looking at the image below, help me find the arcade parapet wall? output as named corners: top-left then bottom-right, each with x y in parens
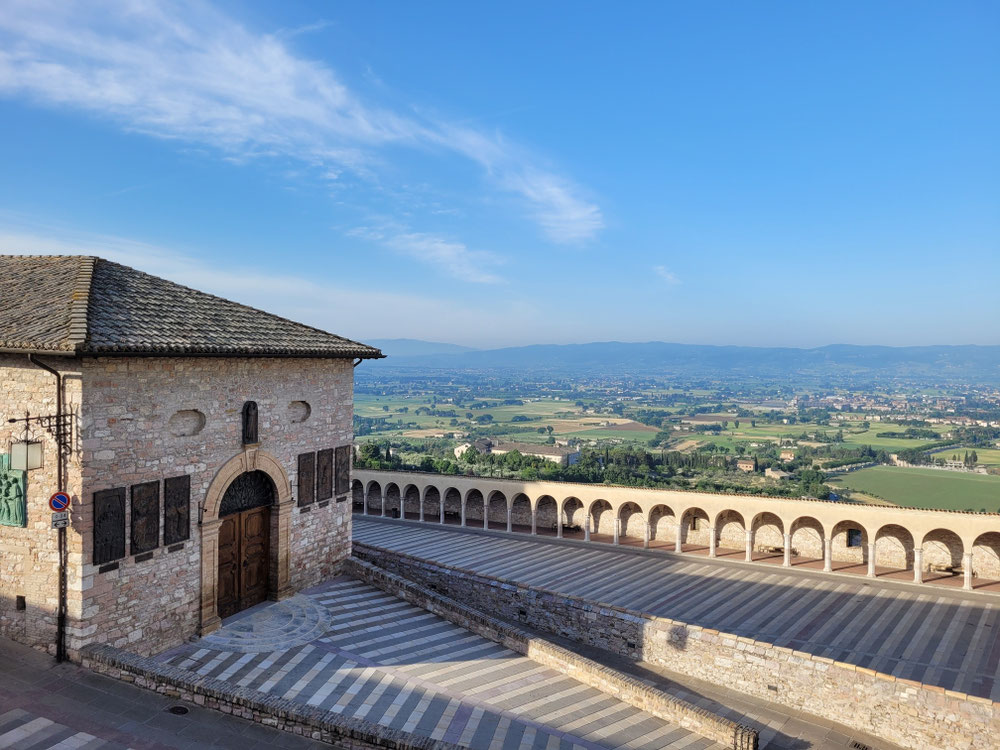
top-left (355, 469), bottom-right (1000, 585)
top-left (354, 540), bottom-right (997, 750)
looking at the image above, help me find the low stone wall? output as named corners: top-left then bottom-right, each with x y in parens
top-left (354, 542), bottom-right (998, 750)
top-left (81, 644), bottom-right (463, 750)
top-left (344, 557), bottom-right (757, 750)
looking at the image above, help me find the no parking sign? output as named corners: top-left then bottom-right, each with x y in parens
top-left (49, 492), bottom-right (71, 512)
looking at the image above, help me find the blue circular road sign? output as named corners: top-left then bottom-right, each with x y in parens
top-left (49, 492), bottom-right (71, 512)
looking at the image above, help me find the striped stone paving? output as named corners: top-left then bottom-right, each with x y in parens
top-left (0, 709), bottom-right (127, 750)
top-left (354, 517), bottom-right (1000, 701)
top-left (157, 578), bottom-right (726, 750)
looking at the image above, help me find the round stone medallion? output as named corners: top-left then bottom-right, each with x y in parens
top-left (201, 594), bottom-right (331, 653)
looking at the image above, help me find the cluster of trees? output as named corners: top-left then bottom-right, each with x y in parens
top-left (356, 439), bottom-right (833, 499)
top-left (413, 407), bottom-right (458, 417)
top-left (946, 450), bottom-right (979, 465)
top-left (894, 441), bottom-right (956, 465)
top-left (875, 427), bottom-right (940, 440)
top-left (353, 415), bottom-right (416, 436)
top-left (954, 426), bottom-right (1000, 447)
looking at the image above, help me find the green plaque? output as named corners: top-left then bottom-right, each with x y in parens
top-left (0, 454), bottom-right (27, 527)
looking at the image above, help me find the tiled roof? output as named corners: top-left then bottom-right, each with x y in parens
top-left (0, 255), bottom-right (383, 359)
top-left (491, 441), bottom-right (580, 456)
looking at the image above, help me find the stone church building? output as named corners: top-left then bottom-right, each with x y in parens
top-left (0, 255), bottom-right (382, 659)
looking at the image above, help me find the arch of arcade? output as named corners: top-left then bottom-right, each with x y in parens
top-left (354, 468), bottom-right (1000, 590)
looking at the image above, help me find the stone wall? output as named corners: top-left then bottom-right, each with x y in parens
top-left (74, 356), bottom-right (354, 656)
top-left (345, 557), bottom-right (758, 750)
top-left (0, 354), bottom-right (83, 654)
top-left (355, 541), bottom-right (998, 750)
top-left (81, 644), bottom-right (461, 750)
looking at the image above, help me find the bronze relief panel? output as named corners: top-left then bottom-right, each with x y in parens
top-left (335, 445), bottom-right (351, 496)
top-left (317, 448), bottom-right (333, 501)
top-left (297, 452), bottom-right (315, 507)
top-left (131, 481), bottom-right (160, 555)
top-left (93, 487), bottom-right (126, 565)
top-left (164, 474), bottom-right (191, 546)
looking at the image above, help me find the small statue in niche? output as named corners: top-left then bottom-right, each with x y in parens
top-left (0, 454), bottom-right (27, 528)
top-left (242, 401), bottom-right (259, 445)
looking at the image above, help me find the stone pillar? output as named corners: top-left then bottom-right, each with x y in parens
top-left (674, 523), bottom-right (683, 554)
top-left (557, 513), bottom-right (563, 539)
top-left (439, 501), bottom-right (445, 525)
top-left (584, 514), bottom-right (592, 542)
top-left (363, 490), bottom-right (368, 515)
top-left (531, 511), bottom-right (537, 536)
top-left (613, 517), bottom-right (620, 545)
top-left (419, 499), bottom-right (424, 523)
top-left (823, 537), bottom-right (833, 573)
top-left (643, 521), bottom-right (650, 549)
top-left (964, 552), bottom-right (974, 591)
top-left (381, 494), bottom-right (386, 517)
top-left (913, 548), bottom-right (923, 584)
top-left (483, 498), bottom-right (488, 529)
top-left (506, 505), bottom-right (512, 533)
top-left (745, 530), bottom-right (753, 562)
top-left (461, 501), bottom-right (466, 527)
top-left (867, 543), bottom-right (877, 577)
top-left (709, 526), bottom-right (717, 558)
top-left (783, 533), bottom-right (792, 567)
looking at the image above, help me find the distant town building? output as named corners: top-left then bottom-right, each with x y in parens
top-left (736, 457), bottom-right (758, 473)
top-left (765, 468), bottom-right (791, 480)
top-left (490, 441), bottom-right (581, 466)
top-left (780, 449), bottom-right (796, 461)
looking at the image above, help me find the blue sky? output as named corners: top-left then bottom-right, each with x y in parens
top-left (0, 1), bottom-right (997, 348)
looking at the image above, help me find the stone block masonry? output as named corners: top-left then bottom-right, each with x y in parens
top-left (81, 643), bottom-right (464, 750)
top-left (353, 541), bottom-right (998, 750)
top-left (1, 352), bottom-right (356, 658)
top-left (344, 556), bottom-right (759, 750)
top-left (78, 356), bottom-right (355, 656)
top-left (0, 355), bottom-right (83, 653)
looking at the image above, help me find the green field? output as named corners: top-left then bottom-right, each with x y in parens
top-left (670, 421), bottom-right (945, 454)
top-left (827, 465), bottom-right (1000, 512)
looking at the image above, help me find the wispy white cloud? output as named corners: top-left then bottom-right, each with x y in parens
top-left (0, 0), bottom-right (603, 247)
top-left (348, 225), bottom-right (503, 284)
top-left (653, 265), bottom-right (680, 284)
top-left (0, 225), bottom-right (525, 342)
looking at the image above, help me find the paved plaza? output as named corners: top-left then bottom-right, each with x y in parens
top-left (0, 638), bottom-right (330, 750)
top-left (354, 517), bottom-right (1000, 701)
top-left (156, 577), bottom-right (727, 750)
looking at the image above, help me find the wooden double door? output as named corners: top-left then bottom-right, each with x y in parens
top-left (217, 506), bottom-right (270, 619)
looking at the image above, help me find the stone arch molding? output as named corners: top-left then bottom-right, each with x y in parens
top-left (199, 448), bottom-right (295, 635)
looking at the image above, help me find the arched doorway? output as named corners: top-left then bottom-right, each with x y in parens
top-left (217, 470), bottom-right (275, 618)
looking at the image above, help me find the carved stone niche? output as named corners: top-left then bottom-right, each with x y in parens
top-left (168, 409), bottom-right (206, 437)
top-left (242, 401), bottom-right (259, 445)
top-left (288, 401), bottom-right (311, 424)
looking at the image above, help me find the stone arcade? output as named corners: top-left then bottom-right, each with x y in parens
top-left (0, 255), bottom-right (382, 658)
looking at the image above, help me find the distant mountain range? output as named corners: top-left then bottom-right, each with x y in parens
top-left (365, 338), bottom-right (479, 357)
top-left (362, 340), bottom-right (1000, 383)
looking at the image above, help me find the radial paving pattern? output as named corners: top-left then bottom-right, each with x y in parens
top-left (200, 594), bottom-right (333, 653)
top-left (354, 517), bottom-right (1000, 701)
top-left (158, 577), bottom-right (726, 750)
